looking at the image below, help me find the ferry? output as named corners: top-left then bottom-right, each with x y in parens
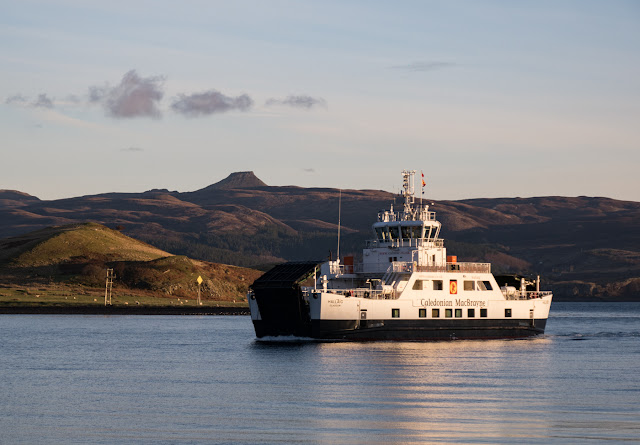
top-left (248, 170), bottom-right (552, 340)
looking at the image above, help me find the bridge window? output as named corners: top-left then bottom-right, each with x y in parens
top-left (419, 308), bottom-right (426, 318)
top-left (392, 308), bottom-right (400, 318)
top-left (477, 280), bottom-right (493, 291)
top-left (424, 226), bottom-right (432, 240)
top-left (401, 226), bottom-right (411, 239)
top-left (432, 308), bottom-right (440, 318)
top-left (464, 281), bottom-right (475, 291)
top-left (433, 280), bottom-right (443, 290)
top-left (375, 227), bottom-right (385, 241)
top-left (389, 226), bottom-right (399, 240)
top-left (412, 280), bottom-right (424, 290)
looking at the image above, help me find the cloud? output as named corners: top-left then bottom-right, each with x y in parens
top-left (89, 70), bottom-right (165, 119)
top-left (32, 94), bottom-right (54, 109)
top-left (265, 95), bottom-right (327, 109)
top-left (5, 94), bottom-right (28, 105)
top-left (65, 94), bottom-right (82, 104)
top-left (391, 61), bottom-right (456, 72)
top-left (121, 147), bottom-right (144, 152)
top-left (171, 90), bottom-right (253, 117)
top-left (4, 93), bottom-right (54, 108)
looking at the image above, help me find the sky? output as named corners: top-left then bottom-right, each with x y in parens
top-left (1, 0), bottom-right (639, 202)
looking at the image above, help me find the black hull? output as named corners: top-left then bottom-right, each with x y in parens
top-left (253, 318), bottom-right (547, 341)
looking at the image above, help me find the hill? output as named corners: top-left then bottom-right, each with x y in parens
top-left (0, 223), bottom-right (262, 301)
top-left (1, 172), bottom-right (639, 300)
top-left (0, 222), bottom-right (170, 267)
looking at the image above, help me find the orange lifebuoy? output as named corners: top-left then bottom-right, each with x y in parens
top-left (450, 280), bottom-right (457, 294)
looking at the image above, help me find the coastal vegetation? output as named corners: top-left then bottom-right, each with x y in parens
top-left (0, 223), bottom-right (262, 312)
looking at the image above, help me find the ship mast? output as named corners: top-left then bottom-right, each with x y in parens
top-left (401, 169), bottom-right (416, 220)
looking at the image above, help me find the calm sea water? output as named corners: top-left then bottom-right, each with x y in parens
top-left (1, 303), bottom-right (639, 444)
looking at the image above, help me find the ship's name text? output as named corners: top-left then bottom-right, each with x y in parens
top-left (422, 299), bottom-right (487, 307)
top-left (455, 299), bottom-right (486, 307)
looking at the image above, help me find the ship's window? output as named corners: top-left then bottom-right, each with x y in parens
top-left (432, 308), bottom-right (440, 318)
top-left (389, 226), bottom-right (399, 240)
top-left (505, 309), bottom-right (512, 318)
top-left (468, 308), bottom-right (475, 317)
top-left (479, 280), bottom-right (493, 291)
top-left (419, 308), bottom-right (426, 318)
top-left (392, 308), bottom-right (400, 318)
top-left (411, 226), bottom-right (422, 239)
top-left (480, 308), bottom-right (488, 317)
top-left (375, 227), bottom-right (385, 241)
top-left (445, 309), bottom-right (453, 318)
top-left (401, 226), bottom-right (411, 239)
top-left (412, 280), bottom-right (424, 290)
top-left (464, 280), bottom-right (475, 291)
top-left (433, 280), bottom-right (443, 290)
top-left (424, 226), bottom-right (432, 240)
top-left (455, 309), bottom-right (462, 318)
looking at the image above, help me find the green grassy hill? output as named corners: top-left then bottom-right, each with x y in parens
top-left (0, 222), bottom-right (170, 266)
top-left (0, 223), bottom-right (262, 303)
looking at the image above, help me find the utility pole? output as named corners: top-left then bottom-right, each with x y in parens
top-left (105, 268), bottom-right (114, 306)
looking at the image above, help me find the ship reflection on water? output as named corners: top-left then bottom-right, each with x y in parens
top-left (252, 339), bottom-right (557, 443)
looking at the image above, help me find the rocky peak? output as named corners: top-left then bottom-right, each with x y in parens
top-left (206, 171), bottom-right (268, 190)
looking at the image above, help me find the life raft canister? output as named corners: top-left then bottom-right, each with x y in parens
top-left (450, 280), bottom-right (458, 294)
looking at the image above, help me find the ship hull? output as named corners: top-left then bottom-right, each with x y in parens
top-left (252, 318), bottom-right (546, 340)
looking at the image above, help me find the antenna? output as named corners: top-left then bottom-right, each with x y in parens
top-left (336, 189), bottom-right (342, 260)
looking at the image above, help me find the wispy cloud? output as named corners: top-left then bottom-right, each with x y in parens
top-left (265, 95), bottom-right (327, 110)
top-left (89, 70), bottom-right (165, 119)
top-left (121, 147), bottom-right (144, 152)
top-left (171, 90), bottom-right (253, 117)
top-left (5, 94), bottom-right (28, 105)
top-left (391, 61), bottom-right (456, 72)
top-left (32, 94), bottom-right (54, 109)
top-left (5, 93), bottom-right (55, 108)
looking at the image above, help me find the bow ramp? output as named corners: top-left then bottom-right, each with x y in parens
top-left (249, 261), bottom-right (322, 338)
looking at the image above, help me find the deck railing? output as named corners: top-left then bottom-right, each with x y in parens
top-left (304, 288), bottom-right (396, 300)
top-left (365, 239), bottom-right (444, 248)
top-left (416, 262), bottom-right (491, 273)
top-left (502, 290), bottom-right (553, 300)
top-left (331, 261), bottom-right (491, 275)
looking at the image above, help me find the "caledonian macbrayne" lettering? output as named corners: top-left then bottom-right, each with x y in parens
top-left (422, 299), bottom-right (487, 307)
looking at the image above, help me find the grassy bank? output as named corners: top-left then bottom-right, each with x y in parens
top-left (0, 285), bottom-right (249, 314)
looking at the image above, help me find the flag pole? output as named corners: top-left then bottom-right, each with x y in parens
top-left (421, 171), bottom-right (425, 213)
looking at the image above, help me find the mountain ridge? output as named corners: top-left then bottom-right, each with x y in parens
top-left (1, 172), bottom-right (639, 300)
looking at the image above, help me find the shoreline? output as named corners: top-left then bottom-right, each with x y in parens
top-left (0, 305), bottom-right (250, 315)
